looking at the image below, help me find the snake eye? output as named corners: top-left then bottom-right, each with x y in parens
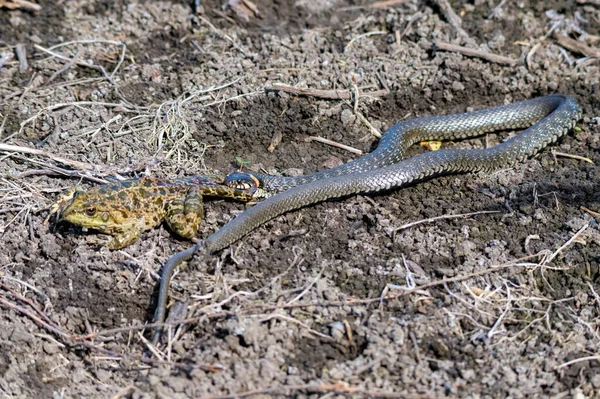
top-left (85, 206), bottom-right (97, 217)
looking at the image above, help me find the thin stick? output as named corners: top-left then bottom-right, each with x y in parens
top-left (302, 136), bottom-right (363, 155)
top-left (47, 39), bottom-right (124, 50)
top-left (0, 297), bottom-right (71, 338)
top-left (0, 0), bottom-right (41, 11)
top-left (370, 0), bottom-right (408, 7)
top-left (110, 42), bottom-right (127, 80)
top-left (556, 355), bottom-right (600, 369)
top-left (44, 46), bottom-right (84, 86)
top-left (432, 0), bottom-right (469, 38)
top-left (552, 151), bottom-right (594, 164)
top-left (33, 44), bottom-right (105, 74)
top-left (345, 31), bottom-right (388, 51)
top-left (588, 281), bottom-right (600, 307)
top-left (580, 206), bottom-right (600, 217)
top-left (542, 223), bottom-right (588, 265)
top-left (286, 266), bottom-right (325, 306)
top-left (525, 42), bottom-right (542, 69)
top-left (554, 34), bottom-right (600, 58)
top-left (343, 99), bottom-right (382, 138)
top-left (0, 143), bottom-right (98, 172)
top-left (434, 41), bottom-right (518, 66)
top-left (198, 382), bottom-right (435, 399)
top-left (15, 43), bottom-right (27, 73)
top-left (393, 210), bottom-right (500, 232)
top-left (196, 15), bottom-right (246, 55)
top-left (258, 314), bottom-right (333, 341)
top-left (268, 83), bottom-right (388, 100)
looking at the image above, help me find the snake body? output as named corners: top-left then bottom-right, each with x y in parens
top-left (240, 95), bottom-right (580, 194)
top-left (152, 94), bottom-right (581, 343)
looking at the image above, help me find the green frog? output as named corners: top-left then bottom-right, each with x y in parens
top-left (48, 175), bottom-right (257, 249)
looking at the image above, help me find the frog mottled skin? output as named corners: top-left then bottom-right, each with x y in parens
top-left (50, 176), bottom-right (256, 249)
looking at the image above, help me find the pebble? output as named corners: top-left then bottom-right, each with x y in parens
top-left (214, 121), bottom-right (228, 133)
top-left (340, 109), bottom-right (356, 126)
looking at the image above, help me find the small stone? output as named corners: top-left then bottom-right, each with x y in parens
top-left (340, 109), bottom-right (356, 126)
top-left (328, 321), bottom-right (345, 340)
top-left (242, 59), bottom-right (255, 68)
top-left (388, 326), bottom-right (405, 345)
top-left (322, 156), bottom-right (343, 169)
top-left (452, 81), bottom-right (465, 91)
top-left (43, 342), bottom-right (59, 355)
top-left (148, 375), bottom-right (161, 386)
top-left (95, 368), bottom-right (111, 382)
top-left (214, 121), bottom-right (227, 134)
top-left (282, 168), bottom-right (304, 177)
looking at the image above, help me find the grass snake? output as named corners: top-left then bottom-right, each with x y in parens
top-left (151, 94), bottom-right (581, 344)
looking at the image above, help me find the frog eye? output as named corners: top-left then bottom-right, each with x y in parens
top-left (85, 206), bottom-right (97, 217)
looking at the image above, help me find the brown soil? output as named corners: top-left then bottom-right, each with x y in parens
top-left (1, 0), bottom-right (600, 398)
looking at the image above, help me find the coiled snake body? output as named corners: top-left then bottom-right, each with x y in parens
top-left (152, 94), bottom-right (581, 343)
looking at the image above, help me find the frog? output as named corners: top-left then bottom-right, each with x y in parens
top-left (48, 175), bottom-right (257, 249)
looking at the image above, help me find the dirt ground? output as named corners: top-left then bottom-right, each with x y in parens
top-left (1, 0), bottom-right (600, 398)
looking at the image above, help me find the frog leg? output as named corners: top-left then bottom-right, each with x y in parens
top-left (165, 187), bottom-right (203, 239)
top-left (108, 229), bottom-right (142, 250)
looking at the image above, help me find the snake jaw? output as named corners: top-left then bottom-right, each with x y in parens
top-left (223, 171), bottom-right (262, 191)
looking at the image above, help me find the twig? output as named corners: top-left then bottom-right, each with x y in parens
top-left (198, 382), bottom-right (435, 399)
top-left (542, 223), bottom-right (589, 265)
top-left (431, 0), bottom-right (469, 39)
top-left (486, 283), bottom-right (511, 339)
top-left (554, 34), bottom-right (600, 58)
top-left (343, 100), bottom-right (382, 138)
top-left (267, 83), bottom-right (389, 100)
top-left (489, 0), bottom-right (508, 18)
top-left (286, 265), bottom-right (325, 305)
top-left (588, 282), bottom-right (600, 308)
top-left (552, 150), bottom-right (594, 164)
top-left (580, 206), bottom-right (600, 217)
top-left (556, 355), bottom-right (600, 369)
top-left (34, 44), bottom-right (106, 75)
top-left (0, 296), bottom-right (71, 338)
top-left (433, 41), bottom-right (518, 66)
top-left (525, 42), bottom-right (542, 69)
top-left (370, 0), bottom-right (408, 8)
top-left (258, 314), bottom-right (333, 340)
top-left (0, 143), bottom-right (99, 172)
top-left (44, 46), bottom-right (84, 86)
top-left (0, 0), bottom-right (41, 11)
top-left (9, 100), bottom-right (136, 142)
top-left (393, 210), bottom-right (500, 232)
top-left (15, 43), bottom-right (27, 73)
top-left (301, 136), bottom-right (363, 155)
top-left (345, 31), bottom-right (388, 51)
top-left (196, 15), bottom-right (246, 55)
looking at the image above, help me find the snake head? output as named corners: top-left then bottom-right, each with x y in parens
top-left (223, 172), bottom-right (261, 191)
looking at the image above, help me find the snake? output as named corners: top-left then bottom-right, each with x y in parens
top-left (151, 94), bottom-right (581, 344)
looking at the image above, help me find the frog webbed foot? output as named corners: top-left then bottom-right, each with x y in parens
top-left (108, 229), bottom-right (142, 249)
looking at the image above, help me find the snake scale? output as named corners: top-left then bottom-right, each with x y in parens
top-left (151, 94), bottom-right (581, 344)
